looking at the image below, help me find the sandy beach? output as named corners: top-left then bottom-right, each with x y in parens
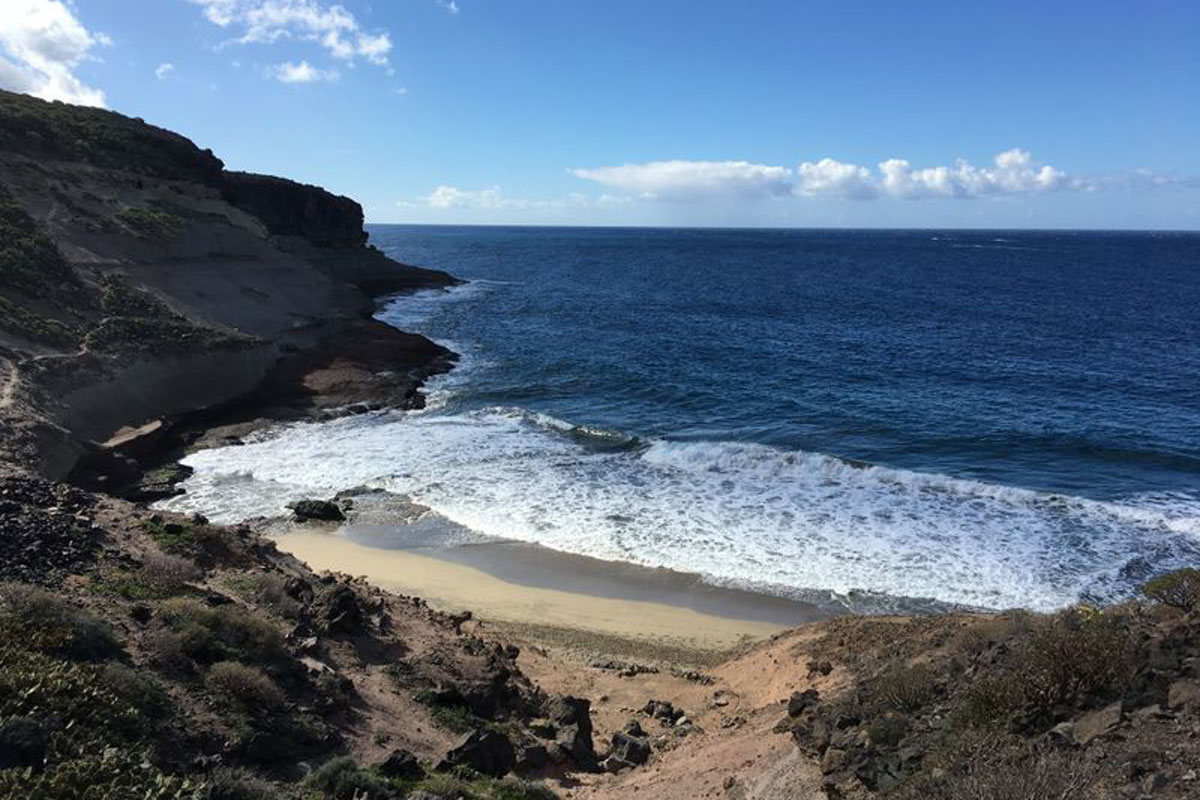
top-left (269, 525), bottom-right (821, 653)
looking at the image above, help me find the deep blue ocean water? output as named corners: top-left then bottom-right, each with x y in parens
top-left (166, 227), bottom-right (1200, 612)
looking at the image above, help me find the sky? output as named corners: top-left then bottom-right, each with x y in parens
top-left (1, 1), bottom-right (1198, 229)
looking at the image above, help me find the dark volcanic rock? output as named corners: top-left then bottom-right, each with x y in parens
top-left (313, 584), bottom-right (365, 634)
top-left (788, 688), bottom-right (821, 718)
top-left (289, 499), bottom-right (345, 522)
top-left (609, 727), bottom-right (651, 766)
top-left (545, 695), bottom-right (598, 771)
top-left (376, 748), bottom-right (422, 779)
top-left (0, 476), bottom-right (101, 585)
top-left (437, 729), bottom-right (515, 778)
top-left (0, 717), bottom-right (48, 771)
top-left (643, 699), bottom-right (684, 724)
top-left (221, 171), bottom-right (366, 246)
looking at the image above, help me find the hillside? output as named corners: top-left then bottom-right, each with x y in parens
top-left (0, 89), bottom-right (456, 482)
top-left (1, 91), bottom-right (1198, 800)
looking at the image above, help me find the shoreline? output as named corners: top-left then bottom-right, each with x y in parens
top-left (268, 525), bottom-right (808, 654)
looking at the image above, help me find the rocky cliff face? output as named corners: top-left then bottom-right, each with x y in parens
top-left (221, 171), bottom-right (366, 246)
top-left (0, 89), bottom-right (456, 479)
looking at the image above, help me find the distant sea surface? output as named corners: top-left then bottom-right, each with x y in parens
top-left (166, 227), bottom-right (1200, 612)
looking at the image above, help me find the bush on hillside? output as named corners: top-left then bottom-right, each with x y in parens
top-left (1141, 568), bottom-right (1200, 613)
top-left (154, 597), bottom-right (286, 667)
top-left (0, 582), bottom-right (122, 661)
top-left (204, 661), bottom-right (285, 714)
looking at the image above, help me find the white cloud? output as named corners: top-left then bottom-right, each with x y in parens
top-left (425, 185), bottom-right (515, 210)
top-left (155, 62), bottom-right (175, 80)
top-left (270, 59), bottom-right (337, 83)
top-left (188, 0), bottom-right (392, 67)
top-left (572, 160), bottom-right (793, 202)
top-left (0, 0), bottom-right (108, 106)
top-left (879, 149), bottom-right (1072, 199)
top-left (574, 150), bottom-right (1086, 203)
top-left (407, 185), bottom-right (601, 213)
top-left (797, 158), bottom-right (877, 200)
top-left (436, 0), bottom-right (461, 14)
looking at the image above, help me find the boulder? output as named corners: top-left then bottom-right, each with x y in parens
top-left (0, 717), bottom-right (47, 770)
top-left (545, 695), bottom-right (597, 770)
top-left (788, 689), bottom-right (820, 718)
top-left (610, 729), bottom-right (651, 766)
top-left (289, 499), bottom-right (345, 522)
top-left (1167, 680), bottom-right (1200, 711)
top-left (642, 699), bottom-right (683, 724)
top-left (820, 747), bottom-right (846, 775)
top-left (314, 584), bottom-right (364, 634)
top-left (517, 742), bottom-right (549, 770)
top-left (437, 729), bottom-right (515, 778)
top-left (376, 748), bottom-right (422, 780)
top-left (1073, 702), bottom-right (1123, 745)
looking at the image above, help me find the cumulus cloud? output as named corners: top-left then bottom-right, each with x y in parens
top-left (878, 149), bottom-right (1072, 198)
top-left (426, 185), bottom-right (506, 210)
top-left (797, 158), bottom-right (878, 200)
top-left (270, 59), bottom-right (337, 83)
top-left (574, 150), bottom-right (1090, 202)
top-left (436, 0), bottom-right (461, 14)
top-left (155, 62), bottom-right (175, 80)
top-left (0, 0), bottom-right (108, 106)
top-left (188, 0), bottom-right (392, 66)
top-left (405, 185), bottom-right (614, 214)
top-left (572, 160), bottom-right (793, 202)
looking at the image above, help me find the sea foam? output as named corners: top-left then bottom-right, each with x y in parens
top-left (159, 405), bottom-right (1200, 613)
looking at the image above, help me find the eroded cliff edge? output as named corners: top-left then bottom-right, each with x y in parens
top-left (0, 90), bottom-right (457, 479)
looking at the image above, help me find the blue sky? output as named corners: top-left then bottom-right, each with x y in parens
top-left (2, 1), bottom-right (1198, 228)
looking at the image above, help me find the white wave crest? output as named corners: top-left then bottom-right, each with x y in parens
top-left (157, 407), bottom-right (1200, 613)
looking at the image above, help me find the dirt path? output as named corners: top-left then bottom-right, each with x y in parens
top-left (486, 623), bottom-right (838, 800)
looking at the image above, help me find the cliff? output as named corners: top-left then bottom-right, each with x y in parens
top-left (0, 90), bottom-right (457, 480)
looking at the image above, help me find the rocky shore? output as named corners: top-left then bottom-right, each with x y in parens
top-left (2, 90), bottom-right (1199, 800)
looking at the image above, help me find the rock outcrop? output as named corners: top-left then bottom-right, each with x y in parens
top-left (0, 89), bottom-right (458, 482)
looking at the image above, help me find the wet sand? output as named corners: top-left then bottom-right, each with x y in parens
top-left (270, 525), bottom-right (826, 652)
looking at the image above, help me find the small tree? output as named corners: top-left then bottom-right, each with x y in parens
top-left (1140, 568), bottom-right (1200, 613)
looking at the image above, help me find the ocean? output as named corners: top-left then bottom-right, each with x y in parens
top-left (162, 226), bottom-right (1200, 613)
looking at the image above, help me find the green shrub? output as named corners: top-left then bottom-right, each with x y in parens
top-left (98, 662), bottom-right (172, 721)
top-left (204, 662), bottom-right (284, 713)
top-left (156, 598), bottom-right (286, 667)
top-left (202, 767), bottom-right (281, 800)
top-left (870, 662), bottom-right (937, 712)
top-left (1141, 568), bottom-right (1200, 613)
top-left (225, 573), bottom-right (302, 621)
top-left (951, 607), bottom-right (1137, 732)
top-left (0, 745), bottom-right (198, 800)
top-left (305, 757), bottom-right (394, 800)
top-left (0, 190), bottom-right (80, 297)
top-left (414, 688), bottom-right (476, 733)
top-left (1019, 608), bottom-right (1135, 715)
top-left (953, 675), bottom-right (1024, 730)
top-left (138, 552), bottom-right (200, 595)
top-left (412, 773), bottom-right (560, 800)
top-left (865, 713), bottom-right (909, 747)
top-left (0, 646), bottom-right (138, 736)
top-left (100, 276), bottom-right (172, 318)
top-left (904, 744), bottom-right (1094, 800)
top-left (84, 316), bottom-right (243, 355)
top-left (0, 295), bottom-right (77, 346)
top-left (115, 207), bottom-right (182, 238)
top-left (0, 582), bottom-right (122, 661)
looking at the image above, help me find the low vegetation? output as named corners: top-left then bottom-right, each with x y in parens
top-left (115, 206), bottom-right (182, 239)
top-left (783, 567), bottom-right (1200, 798)
top-left (0, 88), bottom-right (224, 184)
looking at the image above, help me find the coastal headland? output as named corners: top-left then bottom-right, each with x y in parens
top-left (1, 90), bottom-right (1198, 800)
